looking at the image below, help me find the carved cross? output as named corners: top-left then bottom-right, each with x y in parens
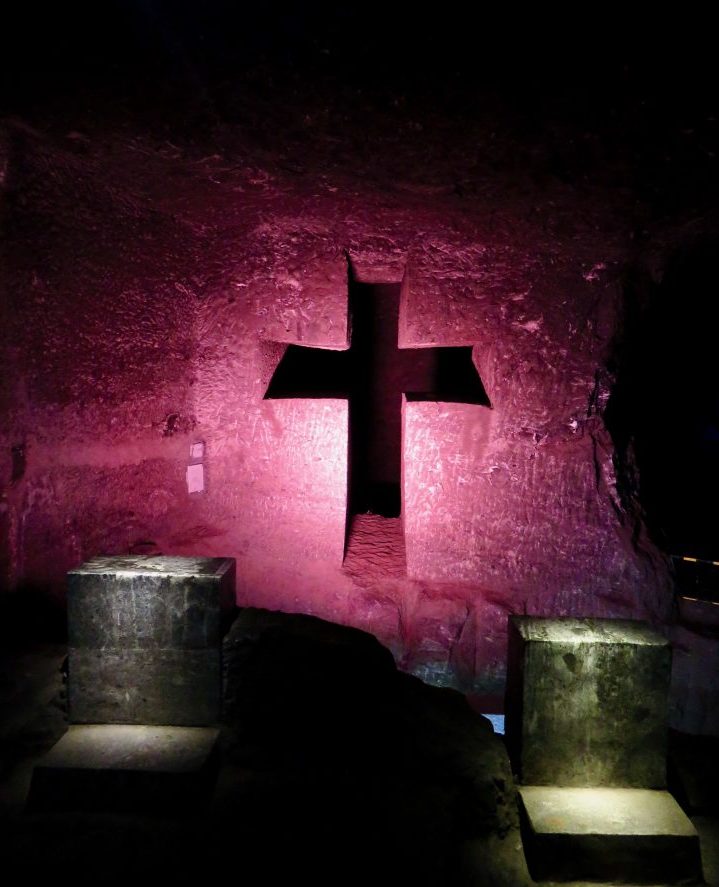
top-left (265, 283), bottom-right (488, 516)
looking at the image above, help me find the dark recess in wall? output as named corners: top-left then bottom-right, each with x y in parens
top-left (606, 241), bottom-right (719, 558)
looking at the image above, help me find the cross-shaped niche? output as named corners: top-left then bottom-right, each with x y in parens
top-left (264, 276), bottom-right (490, 561)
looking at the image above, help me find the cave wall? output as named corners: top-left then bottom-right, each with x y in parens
top-left (0, 117), bottom-right (673, 695)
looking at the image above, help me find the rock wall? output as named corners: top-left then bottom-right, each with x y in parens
top-left (0, 108), bottom-right (673, 696)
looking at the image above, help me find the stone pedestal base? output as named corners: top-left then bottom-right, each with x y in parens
top-left (519, 785), bottom-right (702, 884)
top-left (27, 725), bottom-right (220, 813)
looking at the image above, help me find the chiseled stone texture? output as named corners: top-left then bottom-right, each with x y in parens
top-left (68, 555), bottom-right (235, 725)
top-left (505, 617), bottom-right (671, 788)
top-left (1, 110), bottom-right (676, 701)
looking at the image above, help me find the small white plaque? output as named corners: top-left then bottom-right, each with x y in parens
top-left (190, 441), bottom-right (205, 461)
top-left (186, 463), bottom-right (204, 494)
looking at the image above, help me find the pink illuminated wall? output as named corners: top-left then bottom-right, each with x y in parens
top-left (0, 121), bottom-right (673, 701)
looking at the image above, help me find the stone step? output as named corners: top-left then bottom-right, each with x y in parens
top-left (27, 724), bottom-right (220, 814)
top-left (519, 786), bottom-right (703, 884)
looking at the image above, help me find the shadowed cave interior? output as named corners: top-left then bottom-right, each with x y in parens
top-left (3, 5), bottom-right (719, 886)
top-left (606, 241), bottom-right (719, 561)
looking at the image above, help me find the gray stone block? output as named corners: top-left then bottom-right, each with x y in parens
top-left (27, 725), bottom-right (220, 813)
top-left (505, 617), bottom-right (671, 788)
top-left (68, 556), bottom-right (235, 725)
top-left (69, 648), bottom-right (220, 725)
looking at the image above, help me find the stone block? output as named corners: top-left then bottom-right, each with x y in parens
top-left (68, 555), bottom-right (235, 725)
top-left (27, 725), bottom-right (220, 813)
top-left (505, 617), bottom-right (671, 787)
top-left (69, 649), bottom-right (220, 725)
top-left (518, 785), bottom-right (701, 883)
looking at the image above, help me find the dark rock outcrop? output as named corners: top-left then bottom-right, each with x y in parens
top-left (221, 608), bottom-right (529, 885)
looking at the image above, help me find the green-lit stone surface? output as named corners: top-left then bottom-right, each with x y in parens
top-left (519, 785), bottom-right (701, 883)
top-left (505, 617), bottom-right (672, 787)
top-left (28, 725), bottom-right (220, 813)
top-left (68, 556), bottom-right (235, 725)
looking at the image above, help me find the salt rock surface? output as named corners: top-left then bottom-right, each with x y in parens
top-left (0, 100), bottom-right (672, 696)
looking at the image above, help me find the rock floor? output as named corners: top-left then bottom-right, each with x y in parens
top-left (1, 635), bottom-right (717, 886)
